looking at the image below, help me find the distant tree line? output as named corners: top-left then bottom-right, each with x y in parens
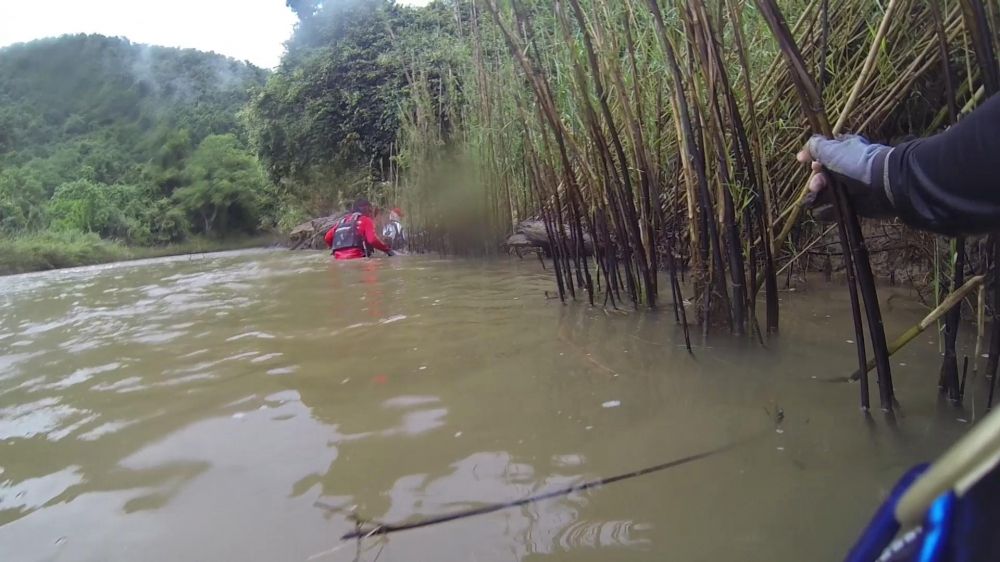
top-left (245, 0), bottom-right (463, 221)
top-left (0, 2), bottom-right (463, 250)
top-left (0, 34), bottom-right (272, 244)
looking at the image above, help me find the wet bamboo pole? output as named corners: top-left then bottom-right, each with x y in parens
top-left (769, 0), bottom-right (905, 265)
top-left (957, 0), bottom-right (1000, 410)
top-left (850, 276), bottom-right (986, 382)
top-left (754, 0), bottom-right (894, 411)
top-left (934, 0), bottom-right (964, 403)
top-left (564, 0), bottom-right (655, 308)
top-left (725, 0), bottom-right (779, 334)
top-left (644, 0), bottom-right (731, 330)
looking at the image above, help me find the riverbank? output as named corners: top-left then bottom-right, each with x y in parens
top-left (0, 231), bottom-right (280, 276)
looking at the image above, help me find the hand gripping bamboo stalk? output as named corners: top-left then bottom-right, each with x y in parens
top-left (770, 0), bottom-right (905, 258)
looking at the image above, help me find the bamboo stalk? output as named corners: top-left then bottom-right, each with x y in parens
top-left (725, 0), bottom-right (779, 334)
top-left (940, 238), bottom-right (966, 401)
top-left (771, 0), bottom-right (906, 262)
top-left (565, 0), bottom-right (654, 308)
top-left (958, 0), bottom-right (1000, 410)
top-left (755, 0), bottom-right (895, 411)
top-left (644, 0), bottom-right (731, 329)
top-left (687, 0), bottom-right (750, 336)
top-left (850, 275), bottom-right (986, 381)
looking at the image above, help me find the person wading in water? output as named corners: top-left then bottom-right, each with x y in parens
top-left (381, 207), bottom-right (406, 252)
top-left (324, 198), bottom-right (394, 260)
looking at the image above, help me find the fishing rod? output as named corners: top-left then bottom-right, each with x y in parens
top-left (341, 434), bottom-right (760, 540)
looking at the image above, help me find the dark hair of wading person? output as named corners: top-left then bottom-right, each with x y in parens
top-left (352, 198), bottom-right (372, 215)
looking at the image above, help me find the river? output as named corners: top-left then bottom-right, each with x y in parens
top-left (0, 250), bottom-right (980, 561)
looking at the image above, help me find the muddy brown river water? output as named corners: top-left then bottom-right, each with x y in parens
top-left (0, 250), bottom-right (984, 561)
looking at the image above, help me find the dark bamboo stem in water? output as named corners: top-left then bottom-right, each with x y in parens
top-left (518, 104), bottom-right (567, 303)
top-left (645, 0), bottom-right (730, 330)
top-left (685, 0), bottom-right (749, 335)
top-left (836, 201), bottom-right (870, 410)
top-left (933, 0), bottom-right (963, 403)
top-left (939, 237), bottom-right (966, 403)
top-left (658, 195), bottom-right (692, 351)
top-left (958, 0), bottom-right (1000, 410)
top-left (754, 0), bottom-right (893, 411)
top-left (725, 0), bottom-right (779, 333)
top-left (594, 209), bottom-right (619, 309)
top-left (565, 0), bottom-right (654, 308)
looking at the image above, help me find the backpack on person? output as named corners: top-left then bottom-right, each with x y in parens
top-left (331, 213), bottom-right (368, 255)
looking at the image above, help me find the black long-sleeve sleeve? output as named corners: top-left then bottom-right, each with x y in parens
top-left (885, 94), bottom-right (1000, 236)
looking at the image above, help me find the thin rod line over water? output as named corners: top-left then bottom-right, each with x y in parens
top-left (341, 436), bottom-right (757, 540)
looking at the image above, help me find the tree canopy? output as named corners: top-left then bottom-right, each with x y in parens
top-left (246, 0), bottom-right (465, 211)
top-left (0, 34), bottom-right (272, 243)
top-left (0, 2), bottom-right (468, 256)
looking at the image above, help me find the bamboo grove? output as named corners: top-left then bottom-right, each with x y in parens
top-left (392, 0), bottom-right (1000, 412)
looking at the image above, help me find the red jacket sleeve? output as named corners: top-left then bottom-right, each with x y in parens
top-left (324, 227), bottom-right (335, 248)
top-left (358, 216), bottom-right (391, 253)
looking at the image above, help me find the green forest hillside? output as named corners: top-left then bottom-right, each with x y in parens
top-left (244, 0), bottom-right (462, 220)
top-left (0, 2), bottom-right (460, 274)
top-left (0, 34), bottom-right (273, 271)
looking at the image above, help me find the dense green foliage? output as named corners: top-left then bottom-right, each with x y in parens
top-left (0, 34), bottom-right (272, 249)
top-left (0, 231), bottom-right (273, 275)
top-left (0, 3), bottom-right (468, 273)
top-left (246, 0), bottom-right (465, 216)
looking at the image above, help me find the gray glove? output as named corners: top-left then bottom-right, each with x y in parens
top-left (799, 135), bottom-right (895, 221)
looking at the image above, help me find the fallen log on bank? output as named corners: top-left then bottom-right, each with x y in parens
top-left (287, 212), bottom-right (348, 250)
top-left (503, 219), bottom-right (594, 256)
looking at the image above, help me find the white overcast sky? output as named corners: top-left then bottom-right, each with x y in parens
top-left (0, 0), bottom-right (432, 69)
